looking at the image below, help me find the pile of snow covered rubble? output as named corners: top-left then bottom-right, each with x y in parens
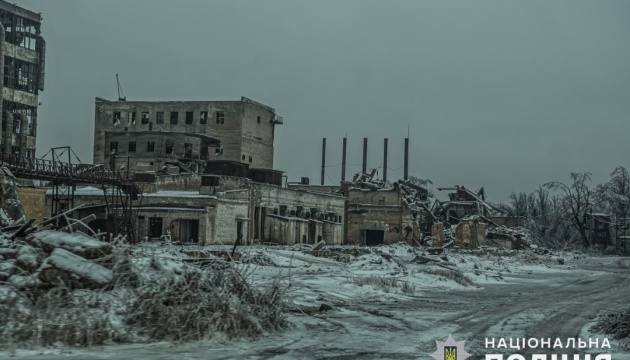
top-left (0, 227), bottom-right (287, 348)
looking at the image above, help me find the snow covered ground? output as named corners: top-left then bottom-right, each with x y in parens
top-left (2, 244), bottom-right (629, 360)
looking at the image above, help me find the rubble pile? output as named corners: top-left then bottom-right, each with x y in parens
top-left (591, 308), bottom-right (630, 349)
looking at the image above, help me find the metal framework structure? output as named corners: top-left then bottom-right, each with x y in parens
top-left (0, 148), bottom-right (140, 241)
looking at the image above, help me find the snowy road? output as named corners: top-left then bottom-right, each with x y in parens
top-left (6, 256), bottom-right (630, 360)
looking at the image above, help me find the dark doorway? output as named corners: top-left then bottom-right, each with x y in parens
top-left (308, 222), bottom-right (317, 244)
top-left (149, 217), bottom-right (163, 240)
top-left (180, 219), bottom-right (200, 243)
top-left (365, 230), bottom-right (384, 246)
top-left (237, 221), bottom-right (244, 244)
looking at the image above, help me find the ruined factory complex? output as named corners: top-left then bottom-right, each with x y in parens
top-left (0, 0), bottom-right (627, 253)
top-left (2, 1), bottom-right (630, 358)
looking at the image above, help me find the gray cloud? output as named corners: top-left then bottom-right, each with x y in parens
top-left (22, 0), bottom-right (630, 201)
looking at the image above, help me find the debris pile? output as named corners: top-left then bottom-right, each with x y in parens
top-left (591, 308), bottom-right (630, 349)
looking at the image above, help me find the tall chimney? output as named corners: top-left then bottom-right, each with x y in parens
top-left (383, 138), bottom-right (388, 182)
top-left (341, 137), bottom-right (347, 181)
top-left (362, 138), bottom-right (368, 173)
top-left (404, 137), bottom-right (409, 180)
top-left (321, 138), bottom-right (326, 185)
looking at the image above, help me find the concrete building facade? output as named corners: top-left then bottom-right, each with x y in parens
top-left (0, 0), bottom-right (45, 158)
top-left (93, 96), bottom-right (282, 172)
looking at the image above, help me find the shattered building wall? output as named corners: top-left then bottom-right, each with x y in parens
top-left (104, 131), bottom-right (221, 173)
top-left (201, 175), bottom-right (346, 245)
top-left (44, 187), bottom-right (250, 245)
top-left (0, 1), bottom-right (45, 158)
top-left (346, 188), bottom-right (418, 246)
top-left (93, 97), bottom-right (281, 171)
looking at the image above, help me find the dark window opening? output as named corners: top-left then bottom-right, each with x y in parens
top-left (12, 118), bottom-right (20, 134)
top-left (249, 156), bottom-right (253, 163)
top-left (257, 116), bottom-right (261, 124)
top-left (141, 112), bottom-right (149, 125)
top-left (165, 140), bottom-right (174, 154)
top-left (170, 112), bottom-right (178, 125)
top-left (201, 176), bottom-right (220, 186)
top-left (129, 112), bottom-right (136, 125)
top-left (200, 111), bottom-right (208, 124)
top-left (128, 141), bottom-right (136, 152)
top-left (216, 111), bottom-right (225, 124)
top-left (156, 112), bottom-right (164, 124)
top-left (185, 111), bottom-right (193, 124)
top-left (242, 154), bottom-right (245, 161)
top-left (113, 111), bottom-right (121, 125)
top-left (147, 141), bottom-right (155, 152)
top-left (184, 143), bottom-right (192, 158)
top-left (11, 146), bottom-right (19, 155)
top-left (110, 141), bottom-right (118, 154)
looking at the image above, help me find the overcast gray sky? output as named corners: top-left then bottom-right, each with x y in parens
top-left (20, 0), bottom-right (630, 202)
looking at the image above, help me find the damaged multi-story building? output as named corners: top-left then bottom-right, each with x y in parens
top-left (93, 96), bottom-right (282, 172)
top-left (0, 0), bottom-right (45, 158)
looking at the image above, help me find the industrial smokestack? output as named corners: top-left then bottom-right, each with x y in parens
top-left (321, 138), bottom-right (326, 185)
top-left (383, 138), bottom-right (388, 182)
top-left (341, 137), bottom-right (347, 181)
top-left (404, 137), bottom-right (409, 180)
top-left (362, 138), bottom-right (368, 173)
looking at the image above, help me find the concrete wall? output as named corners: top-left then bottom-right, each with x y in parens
top-left (17, 186), bottom-right (46, 223)
top-left (347, 188), bottom-right (401, 206)
top-left (210, 198), bottom-right (250, 245)
top-left (347, 205), bottom-right (404, 245)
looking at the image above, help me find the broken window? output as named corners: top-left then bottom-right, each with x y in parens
top-left (200, 111), bottom-right (208, 124)
top-left (141, 112), bottom-right (149, 125)
top-left (185, 111), bottom-right (193, 124)
top-left (3, 57), bottom-right (39, 93)
top-left (11, 146), bottom-right (19, 156)
top-left (170, 112), bottom-right (178, 125)
top-left (12, 118), bottom-right (20, 134)
top-left (165, 140), bottom-right (174, 154)
top-left (216, 111), bottom-right (225, 124)
top-left (26, 149), bottom-right (35, 159)
top-left (156, 112), bottom-right (164, 124)
top-left (128, 141), bottom-right (136, 152)
top-left (129, 112), bottom-right (136, 125)
top-left (184, 143), bottom-right (192, 158)
top-left (147, 141), bottom-right (155, 152)
top-left (110, 141), bottom-right (118, 154)
top-left (0, 11), bottom-right (40, 50)
top-left (113, 111), bottom-right (121, 125)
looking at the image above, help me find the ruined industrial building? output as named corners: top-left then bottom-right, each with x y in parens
top-left (0, 0), bottom-right (45, 159)
top-left (0, 0), bottom-right (625, 254)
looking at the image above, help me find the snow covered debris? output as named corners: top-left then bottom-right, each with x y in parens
top-left (39, 248), bottom-right (113, 288)
top-left (31, 230), bottom-right (113, 259)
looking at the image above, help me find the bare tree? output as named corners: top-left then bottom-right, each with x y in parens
top-left (545, 172), bottom-right (593, 248)
top-left (596, 166), bottom-right (630, 222)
